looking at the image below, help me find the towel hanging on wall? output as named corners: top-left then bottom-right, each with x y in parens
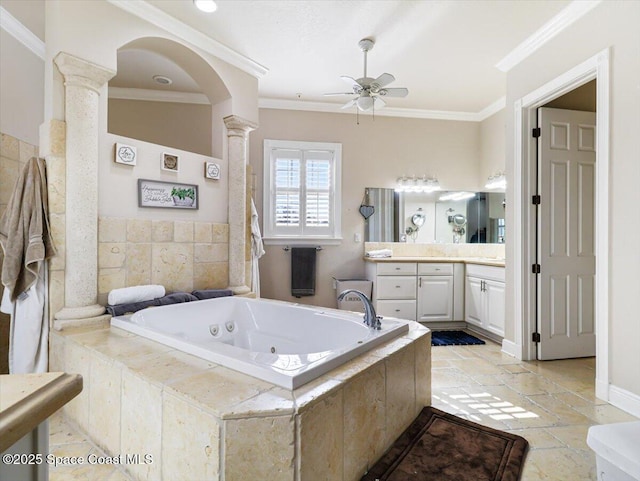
top-left (290, 247), bottom-right (317, 297)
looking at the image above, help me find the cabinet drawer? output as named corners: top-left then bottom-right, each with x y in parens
top-left (466, 264), bottom-right (505, 282)
top-left (418, 263), bottom-right (454, 276)
top-left (376, 262), bottom-right (417, 275)
top-left (377, 300), bottom-right (416, 321)
top-left (376, 276), bottom-right (417, 299)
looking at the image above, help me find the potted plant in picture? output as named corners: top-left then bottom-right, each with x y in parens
top-left (171, 186), bottom-right (195, 207)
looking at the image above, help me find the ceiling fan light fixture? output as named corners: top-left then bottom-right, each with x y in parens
top-left (194, 0), bottom-right (218, 13)
top-left (356, 95), bottom-right (374, 112)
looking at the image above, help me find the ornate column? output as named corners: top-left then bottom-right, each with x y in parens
top-left (53, 52), bottom-right (115, 322)
top-left (224, 115), bottom-right (257, 295)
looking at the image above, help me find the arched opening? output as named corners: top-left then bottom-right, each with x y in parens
top-left (107, 37), bottom-right (231, 157)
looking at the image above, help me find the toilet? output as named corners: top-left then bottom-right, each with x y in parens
top-left (587, 421), bottom-right (640, 481)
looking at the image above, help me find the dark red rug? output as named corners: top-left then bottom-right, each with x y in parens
top-left (361, 406), bottom-right (528, 481)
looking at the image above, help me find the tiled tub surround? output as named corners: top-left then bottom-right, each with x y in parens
top-left (49, 321), bottom-right (431, 481)
top-left (97, 217), bottom-right (230, 306)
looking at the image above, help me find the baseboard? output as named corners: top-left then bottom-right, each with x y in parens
top-left (501, 339), bottom-right (519, 358)
top-left (608, 384), bottom-right (640, 419)
top-left (465, 325), bottom-right (502, 345)
top-left (595, 378), bottom-right (609, 403)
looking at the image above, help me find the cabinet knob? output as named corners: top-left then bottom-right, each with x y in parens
top-left (395, 309), bottom-right (400, 312)
top-left (395, 285), bottom-right (401, 288)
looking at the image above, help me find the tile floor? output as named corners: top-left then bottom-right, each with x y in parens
top-left (431, 334), bottom-right (639, 481)
top-left (49, 335), bottom-right (639, 480)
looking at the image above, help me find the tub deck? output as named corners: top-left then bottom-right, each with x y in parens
top-left (49, 320), bottom-right (431, 481)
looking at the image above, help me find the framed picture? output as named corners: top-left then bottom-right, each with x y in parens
top-left (161, 152), bottom-right (179, 172)
top-left (114, 143), bottom-right (137, 166)
top-left (204, 161), bottom-right (221, 180)
top-left (138, 179), bottom-right (198, 210)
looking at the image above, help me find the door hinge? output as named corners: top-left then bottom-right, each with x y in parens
top-left (532, 332), bottom-right (541, 343)
top-left (532, 195), bottom-right (541, 205)
top-left (532, 127), bottom-right (541, 138)
top-left (532, 264), bottom-right (541, 274)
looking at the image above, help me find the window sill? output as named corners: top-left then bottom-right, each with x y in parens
top-left (263, 237), bottom-right (343, 246)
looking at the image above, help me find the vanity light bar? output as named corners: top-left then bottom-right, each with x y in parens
top-left (485, 172), bottom-right (506, 190)
top-left (395, 176), bottom-right (440, 193)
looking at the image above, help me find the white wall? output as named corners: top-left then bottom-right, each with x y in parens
top-left (108, 99), bottom-right (213, 156)
top-left (250, 108), bottom-right (482, 307)
top-left (0, 29), bottom-right (43, 145)
top-left (504, 1), bottom-right (640, 398)
top-left (479, 108), bottom-right (505, 187)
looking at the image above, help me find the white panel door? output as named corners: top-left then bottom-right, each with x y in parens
top-left (538, 108), bottom-right (596, 360)
top-left (417, 276), bottom-right (453, 322)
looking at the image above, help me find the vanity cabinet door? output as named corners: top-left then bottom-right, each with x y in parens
top-left (465, 276), bottom-right (484, 328)
top-left (485, 279), bottom-right (505, 337)
top-left (417, 275), bottom-right (454, 322)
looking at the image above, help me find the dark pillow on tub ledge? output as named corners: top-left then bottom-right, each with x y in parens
top-left (158, 292), bottom-right (199, 305)
top-left (191, 289), bottom-right (233, 300)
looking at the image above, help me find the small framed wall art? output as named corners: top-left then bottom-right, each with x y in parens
top-left (138, 179), bottom-right (198, 209)
top-left (114, 143), bottom-right (137, 166)
top-left (204, 161), bottom-right (221, 180)
top-left (161, 152), bottom-right (179, 172)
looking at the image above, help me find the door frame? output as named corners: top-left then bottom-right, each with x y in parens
top-left (513, 48), bottom-right (610, 401)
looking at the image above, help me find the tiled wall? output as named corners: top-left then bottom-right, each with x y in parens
top-left (97, 217), bottom-right (230, 305)
top-left (0, 133), bottom-right (39, 373)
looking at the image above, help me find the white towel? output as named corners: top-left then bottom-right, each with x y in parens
top-left (365, 248), bottom-right (393, 258)
top-left (108, 285), bottom-right (165, 306)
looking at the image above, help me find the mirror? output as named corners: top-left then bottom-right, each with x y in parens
top-left (364, 188), bottom-right (506, 244)
top-left (411, 211), bottom-right (426, 227)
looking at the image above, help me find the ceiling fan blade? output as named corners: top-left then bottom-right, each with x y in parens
top-left (373, 96), bottom-right (386, 109)
top-left (324, 92), bottom-right (357, 96)
top-left (341, 75), bottom-right (364, 88)
top-left (340, 99), bottom-right (357, 110)
top-left (372, 73), bottom-right (395, 89)
top-left (379, 87), bottom-right (409, 98)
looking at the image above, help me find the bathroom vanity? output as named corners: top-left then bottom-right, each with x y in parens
top-left (365, 246), bottom-right (505, 339)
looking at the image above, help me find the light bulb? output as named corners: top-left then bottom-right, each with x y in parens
top-left (194, 0), bottom-right (218, 13)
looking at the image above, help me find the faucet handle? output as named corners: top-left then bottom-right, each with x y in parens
top-left (373, 315), bottom-right (383, 330)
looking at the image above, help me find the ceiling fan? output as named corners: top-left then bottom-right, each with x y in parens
top-left (325, 38), bottom-right (408, 112)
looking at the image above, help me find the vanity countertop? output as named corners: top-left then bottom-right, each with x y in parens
top-left (364, 256), bottom-right (505, 267)
top-left (0, 372), bottom-right (83, 452)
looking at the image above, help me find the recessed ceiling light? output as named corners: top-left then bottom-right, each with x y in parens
top-left (152, 75), bottom-right (172, 85)
top-left (194, 0), bottom-right (218, 13)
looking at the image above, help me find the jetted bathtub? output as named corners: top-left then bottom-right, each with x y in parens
top-left (110, 296), bottom-right (409, 389)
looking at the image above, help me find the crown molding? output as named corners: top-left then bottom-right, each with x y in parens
top-left (259, 98), bottom-right (507, 122)
top-left (477, 96), bottom-right (506, 121)
top-left (0, 6), bottom-right (45, 60)
top-left (106, 0), bottom-right (268, 79)
top-left (495, 0), bottom-right (602, 72)
top-left (108, 87), bottom-right (211, 105)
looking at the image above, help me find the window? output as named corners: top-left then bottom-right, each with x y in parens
top-left (263, 140), bottom-right (342, 243)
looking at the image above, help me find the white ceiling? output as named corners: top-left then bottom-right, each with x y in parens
top-left (3, 0), bottom-right (577, 115)
top-left (145, 0), bottom-right (572, 114)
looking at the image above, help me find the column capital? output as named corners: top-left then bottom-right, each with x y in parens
top-left (54, 52), bottom-right (116, 94)
top-left (224, 115), bottom-right (258, 138)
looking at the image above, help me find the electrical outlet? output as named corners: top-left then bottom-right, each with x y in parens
top-left (354, 233), bottom-right (361, 242)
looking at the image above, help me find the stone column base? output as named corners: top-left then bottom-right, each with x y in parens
top-left (55, 304), bottom-right (105, 321)
top-left (228, 285), bottom-right (251, 295)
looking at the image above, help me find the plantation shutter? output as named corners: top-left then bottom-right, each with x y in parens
top-left (264, 140), bottom-right (341, 241)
